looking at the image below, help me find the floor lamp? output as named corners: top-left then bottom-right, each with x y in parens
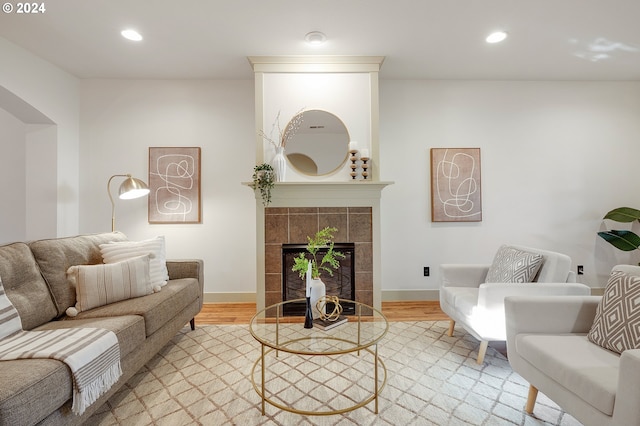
top-left (107, 174), bottom-right (150, 232)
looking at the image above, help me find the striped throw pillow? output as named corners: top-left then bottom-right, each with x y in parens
top-left (0, 277), bottom-right (22, 340)
top-left (67, 254), bottom-right (153, 314)
top-left (100, 236), bottom-right (169, 288)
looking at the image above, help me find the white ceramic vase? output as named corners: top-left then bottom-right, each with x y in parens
top-left (272, 146), bottom-right (287, 182)
top-left (309, 278), bottom-right (326, 319)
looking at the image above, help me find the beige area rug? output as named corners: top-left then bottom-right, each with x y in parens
top-left (88, 321), bottom-right (582, 425)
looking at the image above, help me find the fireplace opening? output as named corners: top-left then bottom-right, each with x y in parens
top-left (282, 243), bottom-right (355, 316)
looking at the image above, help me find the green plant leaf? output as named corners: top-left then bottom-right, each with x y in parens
top-left (598, 230), bottom-right (640, 251)
top-left (603, 207), bottom-right (640, 223)
top-left (291, 253), bottom-right (309, 279)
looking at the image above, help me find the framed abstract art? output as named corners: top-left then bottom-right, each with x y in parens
top-left (430, 148), bottom-right (482, 222)
top-left (148, 147), bottom-right (201, 224)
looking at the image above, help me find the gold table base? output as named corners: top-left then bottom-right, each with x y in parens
top-left (251, 343), bottom-right (387, 416)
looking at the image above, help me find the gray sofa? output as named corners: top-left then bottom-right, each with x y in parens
top-left (0, 232), bottom-right (204, 426)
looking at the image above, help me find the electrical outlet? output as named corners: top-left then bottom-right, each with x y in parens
top-left (577, 265), bottom-right (584, 275)
top-left (423, 266), bottom-right (430, 277)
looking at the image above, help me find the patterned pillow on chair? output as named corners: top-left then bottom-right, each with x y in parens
top-left (486, 245), bottom-right (544, 283)
top-left (588, 270), bottom-right (640, 354)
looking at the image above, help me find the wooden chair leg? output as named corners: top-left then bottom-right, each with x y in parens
top-left (525, 385), bottom-right (538, 414)
top-left (447, 320), bottom-right (455, 337)
top-left (476, 340), bottom-right (489, 364)
top-left (190, 318), bottom-right (195, 331)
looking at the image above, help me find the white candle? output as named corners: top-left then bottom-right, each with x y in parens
top-left (360, 148), bottom-right (370, 158)
top-left (348, 141), bottom-right (358, 152)
top-left (306, 261), bottom-right (312, 297)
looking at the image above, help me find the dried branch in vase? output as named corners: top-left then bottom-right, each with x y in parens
top-left (258, 108), bottom-right (305, 149)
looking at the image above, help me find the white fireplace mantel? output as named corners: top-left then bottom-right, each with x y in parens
top-left (245, 181), bottom-right (393, 311)
top-left (244, 181), bottom-right (393, 207)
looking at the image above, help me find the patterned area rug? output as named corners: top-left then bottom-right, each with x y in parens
top-left (89, 321), bottom-right (582, 425)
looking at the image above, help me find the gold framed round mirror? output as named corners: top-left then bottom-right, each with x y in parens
top-left (284, 110), bottom-right (349, 176)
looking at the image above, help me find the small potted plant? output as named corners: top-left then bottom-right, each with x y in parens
top-left (250, 163), bottom-right (275, 206)
top-left (292, 227), bottom-right (345, 318)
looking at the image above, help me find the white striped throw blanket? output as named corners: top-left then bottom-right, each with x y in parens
top-left (0, 327), bottom-right (122, 415)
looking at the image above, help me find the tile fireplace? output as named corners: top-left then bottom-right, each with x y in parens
top-left (266, 207), bottom-right (370, 309)
top-left (250, 181), bottom-right (392, 312)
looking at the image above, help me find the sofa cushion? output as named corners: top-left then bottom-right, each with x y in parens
top-left (516, 333), bottom-right (618, 416)
top-left (441, 287), bottom-right (479, 319)
top-left (67, 254), bottom-right (153, 314)
top-left (0, 242), bottom-right (57, 329)
top-left (100, 236), bottom-right (169, 288)
top-left (29, 232), bottom-right (128, 316)
top-left (36, 315), bottom-right (146, 358)
top-left (0, 277), bottom-right (22, 339)
top-left (0, 315), bottom-right (144, 426)
top-left (588, 270), bottom-right (640, 354)
top-left (486, 245), bottom-right (543, 283)
top-left (0, 358), bottom-right (71, 426)
top-left (71, 278), bottom-right (199, 336)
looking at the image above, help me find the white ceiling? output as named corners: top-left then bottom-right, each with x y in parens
top-left (1, 0), bottom-right (639, 81)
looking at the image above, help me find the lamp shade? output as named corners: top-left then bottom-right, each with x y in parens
top-left (108, 173), bottom-right (150, 231)
top-left (118, 176), bottom-right (150, 200)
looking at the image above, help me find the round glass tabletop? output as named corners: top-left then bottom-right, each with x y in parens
top-left (249, 298), bottom-right (389, 355)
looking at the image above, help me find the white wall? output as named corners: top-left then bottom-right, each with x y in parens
top-left (0, 37), bottom-right (79, 239)
top-left (0, 108), bottom-right (26, 242)
top-left (79, 79), bottom-right (256, 298)
top-left (379, 80), bottom-right (640, 294)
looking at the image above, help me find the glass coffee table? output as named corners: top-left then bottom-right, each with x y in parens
top-left (249, 298), bottom-right (389, 416)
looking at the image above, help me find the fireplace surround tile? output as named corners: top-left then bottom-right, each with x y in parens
top-left (265, 214), bottom-right (288, 243)
top-left (264, 207), bottom-right (373, 309)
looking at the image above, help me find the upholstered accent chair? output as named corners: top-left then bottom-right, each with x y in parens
top-left (439, 244), bottom-right (590, 363)
top-left (505, 265), bottom-right (640, 426)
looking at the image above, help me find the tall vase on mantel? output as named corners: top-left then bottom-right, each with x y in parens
top-left (272, 146), bottom-right (287, 182)
top-left (309, 278), bottom-right (326, 320)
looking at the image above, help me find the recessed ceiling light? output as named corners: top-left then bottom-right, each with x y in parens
top-left (305, 31), bottom-right (327, 46)
top-left (486, 31), bottom-right (508, 44)
top-left (121, 29), bottom-right (143, 42)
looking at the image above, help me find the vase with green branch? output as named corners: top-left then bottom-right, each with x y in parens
top-left (292, 226), bottom-right (345, 318)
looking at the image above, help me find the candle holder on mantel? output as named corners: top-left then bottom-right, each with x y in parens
top-left (360, 156), bottom-right (370, 179)
top-left (349, 149), bottom-right (359, 180)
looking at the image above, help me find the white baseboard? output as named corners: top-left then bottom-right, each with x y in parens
top-left (381, 290), bottom-right (439, 301)
top-left (204, 290), bottom-right (439, 304)
top-left (203, 292), bottom-right (256, 303)
top-left (205, 288), bottom-right (598, 303)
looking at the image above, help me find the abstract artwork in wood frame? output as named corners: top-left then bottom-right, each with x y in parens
top-left (148, 147), bottom-right (201, 224)
top-left (430, 148), bottom-right (482, 222)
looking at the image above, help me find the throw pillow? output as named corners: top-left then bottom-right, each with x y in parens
top-left (0, 277), bottom-right (22, 339)
top-left (66, 254), bottom-right (153, 316)
top-left (100, 236), bottom-right (169, 288)
top-left (588, 270), bottom-right (640, 354)
top-left (485, 245), bottom-right (544, 283)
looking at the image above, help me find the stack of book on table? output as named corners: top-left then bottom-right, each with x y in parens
top-left (313, 315), bottom-right (348, 330)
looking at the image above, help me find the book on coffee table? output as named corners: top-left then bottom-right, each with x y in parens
top-left (313, 315), bottom-right (348, 331)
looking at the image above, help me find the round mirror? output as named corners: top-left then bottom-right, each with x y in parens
top-left (284, 110), bottom-right (349, 176)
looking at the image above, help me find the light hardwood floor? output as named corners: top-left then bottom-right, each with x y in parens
top-left (195, 301), bottom-right (448, 325)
